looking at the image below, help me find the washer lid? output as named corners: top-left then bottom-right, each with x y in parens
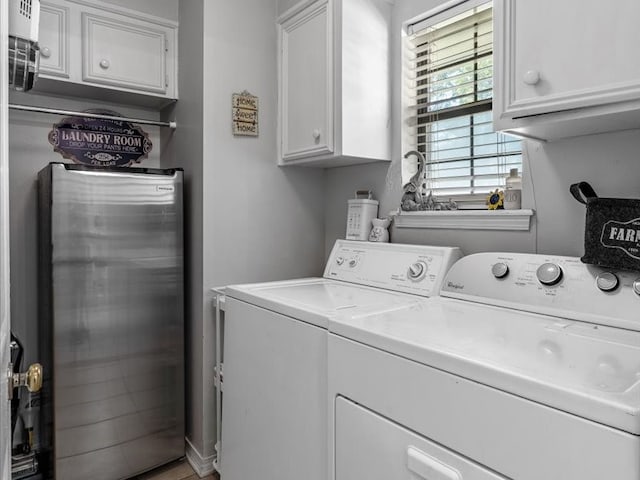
top-left (330, 297), bottom-right (640, 434)
top-left (226, 278), bottom-right (422, 329)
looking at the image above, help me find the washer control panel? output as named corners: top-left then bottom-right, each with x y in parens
top-left (324, 240), bottom-right (463, 297)
top-left (442, 252), bottom-right (640, 331)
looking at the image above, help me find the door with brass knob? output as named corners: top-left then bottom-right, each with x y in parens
top-left (2, 1), bottom-right (12, 477)
top-left (2, 0), bottom-right (11, 474)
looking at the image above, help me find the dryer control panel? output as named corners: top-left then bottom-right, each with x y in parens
top-left (441, 252), bottom-right (640, 331)
top-left (324, 240), bottom-right (463, 297)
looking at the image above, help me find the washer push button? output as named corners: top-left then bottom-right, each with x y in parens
top-left (596, 272), bottom-right (619, 292)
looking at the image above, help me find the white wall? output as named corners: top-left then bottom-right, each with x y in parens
top-left (324, 0), bottom-right (640, 258)
top-left (163, 0), bottom-right (327, 462)
top-left (277, 0), bottom-right (303, 15)
top-left (160, 0), bottom-right (205, 461)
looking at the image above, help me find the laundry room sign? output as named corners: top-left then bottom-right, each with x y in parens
top-left (48, 110), bottom-right (153, 167)
top-left (232, 91), bottom-right (258, 137)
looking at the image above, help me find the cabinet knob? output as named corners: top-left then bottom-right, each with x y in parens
top-left (312, 129), bottom-right (321, 140)
top-left (523, 70), bottom-right (540, 85)
top-left (99, 59), bottom-right (111, 69)
top-left (40, 46), bottom-right (51, 58)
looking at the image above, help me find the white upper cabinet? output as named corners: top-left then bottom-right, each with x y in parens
top-left (82, 13), bottom-right (168, 95)
top-left (39, 2), bottom-right (69, 78)
top-left (494, 0), bottom-right (640, 141)
top-left (278, 0), bottom-right (392, 167)
top-left (280, 2), bottom-right (333, 161)
top-left (36, 0), bottom-right (178, 107)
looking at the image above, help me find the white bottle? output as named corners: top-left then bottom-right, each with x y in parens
top-left (504, 168), bottom-right (522, 210)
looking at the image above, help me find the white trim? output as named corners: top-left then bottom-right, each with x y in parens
top-left (185, 437), bottom-right (217, 478)
top-left (1, 0), bottom-right (12, 477)
top-left (404, 0), bottom-right (489, 34)
top-left (64, 0), bottom-right (178, 28)
top-left (394, 209), bottom-right (535, 231)
top-left (277, 0), bottom-right (327, 24)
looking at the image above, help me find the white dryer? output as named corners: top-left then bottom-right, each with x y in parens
top-left (329, 253), bottom-right (640, 480)
top-left (219, 240), bottom-right (462, 480)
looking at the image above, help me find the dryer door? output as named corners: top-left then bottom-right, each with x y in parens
top-left (335, 396), bottom-right (507, 480)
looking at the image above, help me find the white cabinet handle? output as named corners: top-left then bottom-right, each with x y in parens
top-left (99, 59), bottom-right (111, 69)
top-left (407, 446), bottom-right (462, 480)
top-left (40, 46), bottom-right (51, 58)
top-left (523, 70), bottom-right (540, 85)
top-left (312, 129), bottom-right (321, 140)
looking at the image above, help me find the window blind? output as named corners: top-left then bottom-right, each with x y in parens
top-left (406, 2), bottom-right (521, 205)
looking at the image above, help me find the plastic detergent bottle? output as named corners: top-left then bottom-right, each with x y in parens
top-left (504, 168), bottom-right (522, 210)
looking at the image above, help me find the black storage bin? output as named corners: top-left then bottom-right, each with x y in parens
top-left (571, 182), bottom-right (640, 271)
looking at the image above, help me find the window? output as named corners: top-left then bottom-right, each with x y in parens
top-left (404, 1), bottom-right (522, 209)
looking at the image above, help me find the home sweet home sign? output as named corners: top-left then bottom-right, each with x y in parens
top-left (232, 91), bottom-right (258, 137)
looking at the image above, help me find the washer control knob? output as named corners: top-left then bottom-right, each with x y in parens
top-left (633, 279), bottom-right (640, 296)
top-left (408, 261), bottom-right (428, 281)
top-left (536, 263), bottom-right (563, 286)
top-left (491, 262), bottom-right (509, 279)
top-left (336, 256), bottom-right (345, 266)
top-left (348, 258), bottom-right (358, 268)
top-left (596, 272), bottom-right (619, 292)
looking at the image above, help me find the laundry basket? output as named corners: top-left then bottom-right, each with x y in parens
top-left (571, 182), bottom-right (640, 271)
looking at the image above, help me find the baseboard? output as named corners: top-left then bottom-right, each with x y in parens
top-left (185, 437), bottom-right (217, 478)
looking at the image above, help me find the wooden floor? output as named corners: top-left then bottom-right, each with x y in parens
top-left (135, 459), bottom-right (218, 480)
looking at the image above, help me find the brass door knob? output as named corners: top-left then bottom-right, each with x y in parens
top-left (8, 363), bottom-right (43, 399)
top-left (26, 363), bottom-right (43, 393)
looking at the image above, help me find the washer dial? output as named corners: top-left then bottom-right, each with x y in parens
top-left (408, 261), bottom-right (428, 281)
top-left (491, 262), bottom-right (509, 279)
top-left (536, 263), bottom-right (563, 286)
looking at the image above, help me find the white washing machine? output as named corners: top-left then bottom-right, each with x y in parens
top-left (329, 252), bottom-right (640, 480)
top-left (219, 240), bottom-right (462, 480)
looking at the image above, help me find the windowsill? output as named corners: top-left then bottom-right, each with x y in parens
top-left (393, 209), bottom-right (535, 231)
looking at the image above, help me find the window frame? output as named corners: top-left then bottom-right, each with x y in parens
top-left (402, 0), bottom-right (523, 210)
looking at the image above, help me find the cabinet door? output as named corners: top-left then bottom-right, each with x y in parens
top-left (280, 1), bottom-right (333, 162)
top-left (38, 2), bottom-right (69, 78)
top-left (82, 13), bottom-right (167, 95)
top-left (496, 0), bottom-right (640, 119)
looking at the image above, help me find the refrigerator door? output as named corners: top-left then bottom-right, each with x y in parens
top-left (45, 164), bottom-right (184, 480)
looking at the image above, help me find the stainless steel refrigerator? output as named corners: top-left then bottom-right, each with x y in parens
top-left (38, 163), bottom-right (184, 480)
